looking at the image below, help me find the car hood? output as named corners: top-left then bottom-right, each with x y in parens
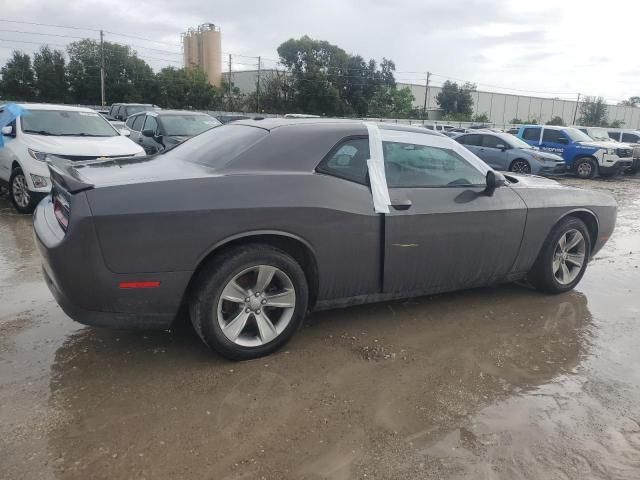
top-left (67, 154), bottom-right (215, 189)
top-left (505, 173), bottom-right (565, 188)
top-left (25, 134), bottom-right (144, 156)
top-left (576, 140), bottom-right (620, 149)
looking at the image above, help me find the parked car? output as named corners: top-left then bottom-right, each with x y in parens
top-left (35, 119), bottom-right (616, 360)
top-left (422, 124), bottom-right (455, 133)
top-left (517, 125), bottom-right (633, 178)
top-left (0, 103), bottom-right (144, 213)
top-left (125, 110), bottom-right (222, 154)
top-left (456, 131), bottom-right (565, 175)
top-left (107, 103), bottom-right (157, 122)
top-left (607, 128), bottom-right (640, 174)
top-left (506, 127), bottom-right (520, 135)
top-left (215, 114), bottom-right (252, 124)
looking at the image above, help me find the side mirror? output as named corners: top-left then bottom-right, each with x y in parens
top-left (485, 170), bottom-right (506, 196)
top-left (1, 125), bottom-right (13, 136)
top-left (141, 129), bottom-right (155, 138)
top-left (496, 143), bottom-right (507, 151)
top-left (119, 128), bottom-right (131, 137)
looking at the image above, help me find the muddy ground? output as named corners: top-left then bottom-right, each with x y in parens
top-left (1, 176), bottom-right (639, 480)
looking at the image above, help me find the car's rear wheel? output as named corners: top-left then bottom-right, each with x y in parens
top-left (528, 217), bottom-right (591, 294)
top-left (509, 159), bottom-right (531, 174)
top-left (9, 167), bottom-right (38, 214)
top-left (574, 157), bottom-right (597, 179)
top-left (189, 245), bottom-right (308, 360)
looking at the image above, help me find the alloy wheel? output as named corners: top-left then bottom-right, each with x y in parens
top-left (216, 265), bottom-right (296, 347)
top-left (552, 229), bottom-right (586, 285)
top-left (511, 160), bottom-right (531, 174)
top-left (12, 173), bottom-right (30, 208)
top-left (577, 162), bottom-right (592, 178)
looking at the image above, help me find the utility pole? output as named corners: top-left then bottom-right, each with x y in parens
top-left (227, 54), bottom-right (232, 111)
top-left (100, 30), bottom-right (105, 108)
top-left (572, 93), bottom-right (581, 124)
top-left (422, 72), bottom-right (431, 119)
top-left (256, 56), bottom-right (261, 113)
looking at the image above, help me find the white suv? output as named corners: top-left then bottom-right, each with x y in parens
top-left (0, 104), bottom-right (145, 213)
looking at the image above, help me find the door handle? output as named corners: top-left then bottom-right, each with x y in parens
top-left (391, 199), bottom-right (412, 210)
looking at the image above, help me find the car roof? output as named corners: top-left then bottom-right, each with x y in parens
top-left (233, 118), bottom-right (441, 136)
top-left (9, 103), bottom-right (98, 113)
top-left (148, 110), bottom-right (209, 117)
top-left (112, 103), bottom-right (154, 107)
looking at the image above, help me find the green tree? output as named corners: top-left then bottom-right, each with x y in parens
top-left (472, 112), bottom-right (490, 123)
top-left (618, 96), bottom-right (640, 107)
top-left (609, 119), bottom-right (625, 128)
top-left (578, 96), bottom-right (608, 126)
top-left (546, 116), bottom-right (565, 126)
top-left (369, 86), bottom-right (415, 117)
top-left (435, 80), bottom-right (475, 119)
top-left (245, 70), bottom-right (294, 113)
top-left (510, 118), bottom-right (523, 124)
top-left (0, 51), bottom-right (35, 101)
top-left (33, 46), bottom-right (67, 103)
top-left (67, 39), bottom-right (157, 105)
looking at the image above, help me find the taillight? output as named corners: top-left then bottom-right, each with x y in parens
top-left (53, 193), bottom-right (70, 231)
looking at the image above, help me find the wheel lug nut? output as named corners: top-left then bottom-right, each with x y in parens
top-left (245, 308), bottom-right (251, 313)
top-left (261, 299), bottom-right (267, 304)
top-left (255, 292), bottom-right (260, 297)
top-left (256, 309), bottom-right (261, 314)
top-left (245, 297), bottom-right (250, 302)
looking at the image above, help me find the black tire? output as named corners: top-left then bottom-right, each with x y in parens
top-left (528, 217), bottom-right (591, 294)
top-left (9, 167), bottom-right (38, 214)
top-left (189, 245), bottom-right (309, 360)
top-left (508, 158), bottom-right (531, 174)
top-left (574, 157), bottom-right (598, 179)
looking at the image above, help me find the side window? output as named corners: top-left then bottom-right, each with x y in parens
top-left (457, 134), bottom-right (481, 146)
top-left (125, 116), bottom-right (136, 129)
top-left (622, 133), bottom-right (639, 143)
top-left (114, 106), bottom-right (123, 119)
top-left (383, 141), bottom-right (486, 188)
top-left (608, 131), bottom-right (620, 141)
top-left (542, 129), bottom-right (567, 143)
top-left (317, 137), bottom-right (370, 184)
top-left (144, 116), bottom-right (158, 133)
top-left (131, 115), bottom-right (145, 131)
top-left (522, 128), bottom-right (541, 141)
top-left (481, 135), bottom-right (505, 149)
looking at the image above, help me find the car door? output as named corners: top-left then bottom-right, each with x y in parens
top-left (128, 114), bottom-right (146, 146)
top-left (456, 133), bottom-right (482, 156)
top-left (141, 115), bottom-right (161, 154)
top-left (479, 134), bottom-right (509, 170)
top-left (539, 128), bottom-right (569, 156)
top-left (0, 117), bottom-right (17, 182)
top-left (381, 132), bottom-right (527, 296)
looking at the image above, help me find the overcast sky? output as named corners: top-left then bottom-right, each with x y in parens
top-left (2, 0), bottom-right (638, 103)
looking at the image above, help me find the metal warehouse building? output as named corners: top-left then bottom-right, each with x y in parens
top-left (224, 70), bottom-right (640, 129)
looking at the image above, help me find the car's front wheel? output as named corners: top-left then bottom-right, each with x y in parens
top-left (509, 159), bottom-right (531, 174)
top-left (574, 157), bottom-right (597, 179)
top-left (189, 245), bottom-right (309, 360)
top-left (528, 217), bottom-right (591, 294)
top-left (9, 167), bottom-right (38, 214)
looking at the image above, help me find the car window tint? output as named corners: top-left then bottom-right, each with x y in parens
top-left (522, 128), bottom-right (540, 141)
top-left (542, 129), bottom-right (566, 143)
top-left (131, 115), bottom-right (145, 131)
top-left (608, 131), bottom-right (620, 141)
top-left (144, 116), bottom-right (158, 133)
top-left (317, 137), bottom-right (370, 184)
top-left (457, 134), bottom-right (481, 146)
top-left (481, 135), bottom-right (504, 148)
top-left (383, 141), bottom-right (486, 188)
top-left (125, 116), bottom-right (136, 129)
top-left (622, 133), bottom-right (639, 143)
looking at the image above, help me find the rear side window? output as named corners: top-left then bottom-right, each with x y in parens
top-left (608, 131), bottom-right (621, 141)
top-left (522, 128), bottom-right (541, 141)
top-left (175, 124), bottom-right (268, 169)
top-left (481, 135), bottom-right (505, 148)
top-left (457, 134), bottom-right (481, 146)
top-left (317, 137), bottom-right (370, 184)
top-left (622, 132), bottom-right (640, 143)
top-left (542, 129), bottom-right (566, 142)
top-left (131, 115), bottom-right (145, 131)
top-left (125, 116), bottom-right (136, 129)
top-left (144, 116), bottom-right (158, 133)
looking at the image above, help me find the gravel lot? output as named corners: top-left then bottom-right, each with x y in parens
top-left (1, 175), bottom-right (639, 480)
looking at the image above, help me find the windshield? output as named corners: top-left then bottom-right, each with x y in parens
top-left (125, 105), bottom-right (154, 116)
top-left (160, 115), bottom-right (221, 136)
top-left (564, 127), bottom-right (593, 142)
top-left (586, 127), bottom-right (611, 142)
top-left (506, 135), bottom-right (533, 149)
top-left (21, 110), bottom-right (118, 137)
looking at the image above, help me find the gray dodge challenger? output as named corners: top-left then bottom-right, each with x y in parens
top-left (34, 119), bottom-right (617, 360)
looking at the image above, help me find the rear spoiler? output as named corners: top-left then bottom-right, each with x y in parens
top-left (47, 155), bottom-right (94, 193)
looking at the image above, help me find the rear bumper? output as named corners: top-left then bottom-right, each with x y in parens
top-left (33, 195), bottom-right (190, 331)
